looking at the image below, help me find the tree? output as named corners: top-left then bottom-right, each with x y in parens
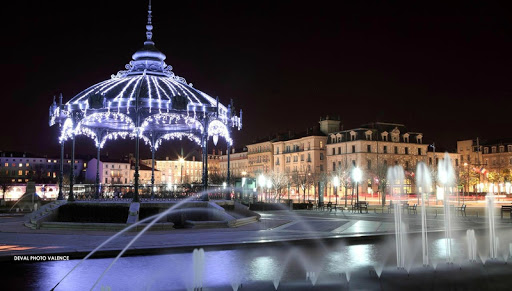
top-left (0, 171), bottom-right (12, 200)
top-left (208, 172), bottom-right (226, 185)
top-left (373, 163), bottom-right (388, 206)
top-left (268, 169), bottom-right (289, 202)
top-left (333, 163), bottom-right (353, 207)
top-left (291, 169), bottom-right (307, 203)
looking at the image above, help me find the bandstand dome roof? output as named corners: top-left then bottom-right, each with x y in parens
top-left (49, 2), bottom-right (241, 151)
top-left (66, 38), bottom-right (226, 115)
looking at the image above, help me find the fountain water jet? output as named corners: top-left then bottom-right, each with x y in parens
top-left (387, 165), bottom-right (407, 269)
top-left (437, 153), bottom-right (456, 264)
top-left (416, 162), bottom-right (432, 266)
top-left (467, 229), bottom-right (477, 262)
top-left (89, 193), bottom-right (217, 291)
top-left (193, 248), bottom-right (205, 290)
top-left (486, 193), bottom-right (498, 260)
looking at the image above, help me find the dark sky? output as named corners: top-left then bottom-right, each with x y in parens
top-left (1, 1), bottom-right (511, 158)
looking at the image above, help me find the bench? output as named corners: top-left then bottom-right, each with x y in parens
top-left (326, 202), bottom-right (333, 212)
top-left (409, 204), bottom-right (418, 215)
top-left (455, 204), bottom-right (467, 217)
top-left (388, 201), bottom-right (409, 213)
top-left (501, 205), bottom-right (512, 219)
top-left (352, 201), bottom-right (369, 213)
top-left (315, 202), bottom-right (325, 211)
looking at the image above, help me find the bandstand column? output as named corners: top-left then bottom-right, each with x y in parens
top-left (95, 146), bottom-right (100, 199)
top-left (226, 143), bottom-right (231, 200)
top-left (202, 117), bottom-right (209, 200)
top-left (68, 134), bottom-right (76, 201)
top-left (150, 133), bottom-right (155, 199)
top-left (133, 125), bottom-right (140, 202)
top-left (57, 139), bottom-right (65, 200)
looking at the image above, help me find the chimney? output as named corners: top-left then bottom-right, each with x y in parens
top-left (192, 156), bottom-right (196, 161)
top-left (166, 156), bottom-right (169, 161)
top-left (232, 148), bottom-right (235, 154)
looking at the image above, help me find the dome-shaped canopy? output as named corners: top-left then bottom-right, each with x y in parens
top-left (66, 38), bottom-right (226, 115)
top-left (49, 1), bottom-right (242, 151)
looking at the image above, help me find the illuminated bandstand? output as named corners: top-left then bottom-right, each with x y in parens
top-left (48, 2), bottom-right (242, 202)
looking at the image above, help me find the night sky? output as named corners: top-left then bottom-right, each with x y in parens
top-left (2, 1), bottom-right (511, 159)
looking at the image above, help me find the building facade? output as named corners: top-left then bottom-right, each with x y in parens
top-left (1, 151), bottom-right (85, 184)
top-left (326, 123), bottom-right (429, 194)
top-left (142, 158), bottom-right (201, 185)
top-left (85, 158), bottom-right (131, 185)
top-left (247, 140), bottom-right (274, 176)
top-left (218, 148), bottom-right (248, 179)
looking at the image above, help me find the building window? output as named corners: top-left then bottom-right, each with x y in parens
top-left (105, 178), bottom-right (108, 183)
top-left (333, 162), bottom-right (336, 171)
top-left (26, 163), bottom-right (29, 167)
top-left (405, 147), bottom-right (409, 155)
top-left (429, 158), bottom-right (432, 165)
top-left (18, 170), bottom-right (22, 175)
top-left (405, 161), bottom-right (409, 169)
top-left (4, 163), bottom-right (7, 167)
top-left (383, 146), bottom-right (387, 153)
top-left (332, 148), bottom-right (335, 155)
top-left (484, 147), bottom-right (489, 154)
top-left (418, 148), bottom-right (422, 155)
top-left (105, 164), bottom-right (108, 168)
top-left (320, 153), bottom-right (324, 160)
top-left (455, 159), bottom-right (459, 166)
top-left (352, 145), bottom-right (356, 153)
top-left (367, 159), bottom-right (371, 170)
top-left (383, 160), bottom-right (387, 167)
top-left (338, 147), bottom-right (341, 154)
top-left (320, 141), bottom-right (323, 148)
top-left (499, 146), bottom-right (504, 153)
top-left (276, 147), bottom-right (279, 154)
top-left (307, 153), bottom-right (311, 162)
top-left (301, 154), bottom-right (304, 161)
top-left (367, 145), bottom-right (371, 153)
top-left (394, 147), bottom-right (398, 154)
top-left (352, 160), bottom-right (356, 166)
top-left (435, 158), bottom-right (439, 165)
top-left (508, 145), bottom-right (512, 152)
top-left (320, 165), bottom-right (323, 171)
top-left (276, 158), bottom-right (280, 165)
top-left (18, 163), bottom-right (22, 167)
top-left (492, 147), bottom-right (496, 153)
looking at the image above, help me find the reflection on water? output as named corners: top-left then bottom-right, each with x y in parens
top-left (6, 231), bottom-right (512, 290)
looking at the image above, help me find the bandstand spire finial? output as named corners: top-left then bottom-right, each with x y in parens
top-left (146, 0), bottom-right (153, 41)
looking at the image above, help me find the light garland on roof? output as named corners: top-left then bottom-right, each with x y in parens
top-left (154, 133), bottom-right (201, 150)
top-left (59, 118), bottom-right (74, 143)
top-left (208, 119), bottom-right (232, 146)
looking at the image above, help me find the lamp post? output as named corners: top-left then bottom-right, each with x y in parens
top-left (464, 162), bottom-right (469, 204)
top-left (179, 157), bottom-right (184, 185)
top-left (333, 175), bottom-right (339, 205)
top-left (352, 167), bottom-right (362, 213)
top-left (258, 175), bottom-right (266, 202)
top-left (266, 179), bottom-right (272, 202)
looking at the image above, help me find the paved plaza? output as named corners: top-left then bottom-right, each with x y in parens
top-left (1, 206), bottom-right (511, 262)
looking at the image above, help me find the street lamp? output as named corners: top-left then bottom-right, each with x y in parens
top-left (266, 179), bottom-right (272, 202)
top-left (333, 175), bottom-right (339, 205)
top-left (464, 162), bottom-right (469, 204)
top-left (258, 175), bottom-right (266, 202)
top-left (179, 157), bottom-right (184, 184)
top-left (352, 167), bottom-right (362, 213)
